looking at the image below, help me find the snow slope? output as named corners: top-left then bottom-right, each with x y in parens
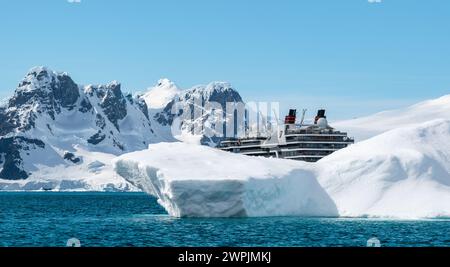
top-left (334, 94), bottom-right (450, 141)
top-left (114, 120), bottom-right (450, 219)
top-left (0, 146), bottom-right (136, 191)
top-left (113, 142), bottom-right (338, 217)
top-left (141, 78), bottom-right (180, 109)
top-left (316, 119), bottom-right (450, 219)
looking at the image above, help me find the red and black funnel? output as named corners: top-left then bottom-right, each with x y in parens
top-left (285, 109), bottom-right (297, 124)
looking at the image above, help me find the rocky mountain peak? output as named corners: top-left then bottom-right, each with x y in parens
top-left (11, 66), bottom-right (80, 110)
top-left (183, 82), bottom-right (242, 107)
top-left (18, 66), bottom-right (55, 92)
top-left (157, 78), bottom-right (176, 88)
top-left (86, 81), bottom-right (122, 100)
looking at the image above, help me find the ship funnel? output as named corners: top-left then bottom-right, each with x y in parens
top-left (284, 109), bottom-right (297, 124)
top-left (314, 109), bottom-right (326, 124)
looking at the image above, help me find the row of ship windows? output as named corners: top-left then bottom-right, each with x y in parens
top-left (285, 136), bottom-right (349, 142)
top-left (282, 151), bottom-right (332, 157)
top-left (220, 141), bottom-right (261, 147)
top-left (223, 143), bottom-right (349, 152)
top-left (220, 139), bottom-right (352, 148)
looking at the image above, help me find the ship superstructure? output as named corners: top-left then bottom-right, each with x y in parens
top-left (218, 109), bottom-right (354, 162)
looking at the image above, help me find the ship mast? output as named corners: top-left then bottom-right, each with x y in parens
top-left (300, 109), bottom-right (307, 126)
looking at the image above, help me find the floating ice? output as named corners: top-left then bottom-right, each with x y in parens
top-left (114, 120), bottom-right (450, 219)
top-left (316, 119), bottom-right (450, 219)
top-left (114, 142), bottom-right (338, 217)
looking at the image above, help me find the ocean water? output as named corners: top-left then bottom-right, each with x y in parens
top-left (0, 192), bottom-right (449, 247)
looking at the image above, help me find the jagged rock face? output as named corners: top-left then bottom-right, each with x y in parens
top-left (0, 67), bottom-right (157, 180)
top-left (8, 67), bottom-right (80, 123)
top-left (189, 82), bottom-right (243, 108)
top-left (0, 107), bottom-right (15, 136)
top-left (51, 73), bottom-right (80, 109)
top-left (1, 68), bottom-right (82, 136)
top-left (151, 82), bottom-right (244, 146)
top-left (126, 93), bottom-right (150, 120)
top-left (85, 82), bottom-right (127, 130)
top-left (0, 137), bottom-right (45, 180)
top-left (155, 82), bottom-right (242, 125)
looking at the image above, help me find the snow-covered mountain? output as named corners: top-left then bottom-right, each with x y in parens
top-left (141, 78), bottom-right (180, 109)
top-left (147, 80), bottom-right (244, 146)
top-left (334, 94), bottom-right (450, 141)
top-left (0, 67), bottom-right (244, 190)
top-left (0, 67), bottom-right (160, 190)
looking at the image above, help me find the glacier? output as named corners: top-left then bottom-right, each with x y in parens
top-left (113, 142), bottom-right (339, 217)
top-left (114, 120), bottom-right (450, 219)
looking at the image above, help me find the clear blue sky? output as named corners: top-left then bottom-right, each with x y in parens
top-left (1, 0), bottom-right (449, 120)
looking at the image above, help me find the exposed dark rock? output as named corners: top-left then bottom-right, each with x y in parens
top-left (95, 114), bottom-right (106, 129)
top-left (63, 152), bottom-right (81, 164)
top-left (79, 97), bottom-right (93, 113)
top-left (125, 93), bottom-right (133, 103)
top-left (87, 131), bottom-right (106, 145)
top-left (0, 108), bottom-right (16, 136)
top-left (0, 137), bottom-right (45, 180)
top-left (154, 99), bottom-right (181, 126)
top-left (137, 98), bottom-right (149, 120)
top-left (46, 124), bottom-right (53, 135)
top-left (51, 73), bottom-right (80, 110)
top-left (96, 83), bottom-right (127, 131)
top-left (113, 139), bottom-right (125, 151)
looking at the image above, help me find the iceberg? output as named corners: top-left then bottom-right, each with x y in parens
top-left (113, 142), bottom-right (338, 217)
top-left (316, 119), bottom-right (450, 219)
top-left (114, 120), bottom-right (450, 219)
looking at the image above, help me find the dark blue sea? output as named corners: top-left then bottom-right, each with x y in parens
top-left (0, 192), bottom-right (449, 247)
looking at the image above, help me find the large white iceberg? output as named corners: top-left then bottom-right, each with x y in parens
top-left (316, 119), bottom-right (450, 219)
top-left (113, 143), bottom-right (338, 217)
top-left (114, 120), bottom-right (450, 219)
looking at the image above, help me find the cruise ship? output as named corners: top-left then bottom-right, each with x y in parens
top-left (218, 109), bottom-right (354, 162)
